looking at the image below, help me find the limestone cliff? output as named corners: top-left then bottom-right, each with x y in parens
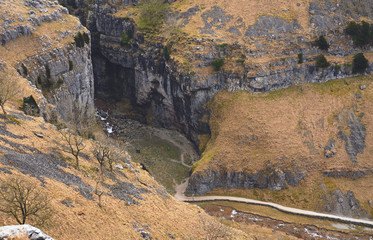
top-left (0, 0), bottom-right (94, 124)
top-left (60, 0), bottom-right (373, 148)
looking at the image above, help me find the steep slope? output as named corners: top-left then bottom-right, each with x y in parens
top-left (187, 75), bottom-right (373, 219)
top-left (0, 108), bottom-right (250, 239)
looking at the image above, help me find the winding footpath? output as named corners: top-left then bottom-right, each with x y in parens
top-left (175, 179), bottom-right (373, 228)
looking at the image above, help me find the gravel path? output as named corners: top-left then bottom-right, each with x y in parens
top-left (175, 179), bottom-right (373, 228)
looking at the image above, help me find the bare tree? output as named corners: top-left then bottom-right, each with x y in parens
top-left (0, 71), bottom-right (21, 118)
top-left (60, 129), bottom-right (85, 170)
top-left (93, 143), bottom-right (110, 181)
top-left (94, 179), bottom-right (104, 207)
top-left (0, 177), bottom-right (50, 225)
top-left (200, 213), bottom-right (231, 240)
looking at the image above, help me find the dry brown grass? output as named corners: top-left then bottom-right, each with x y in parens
top-left (0, 96), bottom-right (254, 239)
top-left (193, 75), bottom-right (373, 212)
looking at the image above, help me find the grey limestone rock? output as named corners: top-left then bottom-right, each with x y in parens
top-left (324, 139), bottom-right (337, 158)
top-left (0, 225), bottom-right (53, 240)
top-left (17, 40), bottom-right (95, 124)
top-left (245, 16), bottom-right (302, 38)
top-left (338, 111), bottom-right (366, 162)
top-left (186, 167), bottom-right (306, 195)
top-left (324, 189), bottom-right (368, 218)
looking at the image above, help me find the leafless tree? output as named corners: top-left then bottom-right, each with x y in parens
top-left (0, 71), bottom-right (21, 118)
top-left (200, 213), bottom-right (231, 240)
top-left (93, 143), bottom-right (110, 181)
top-left (94, 179), bottom-right (104, 208)
top-left (60, 129), bottom-right (85, 170)
top-left (0, 177), bottom-right (50, 225)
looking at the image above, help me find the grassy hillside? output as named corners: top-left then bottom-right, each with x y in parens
top-left (192, 74), bottom-right (373, 214)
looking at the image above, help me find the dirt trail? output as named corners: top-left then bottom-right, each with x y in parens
top-left (174, 179), bottom-right (373, 228)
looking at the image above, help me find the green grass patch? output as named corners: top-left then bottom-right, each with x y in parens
top-left (137, 0), bottom-right (169, 34)
top-left (130, 135), bottom-right (188, 194)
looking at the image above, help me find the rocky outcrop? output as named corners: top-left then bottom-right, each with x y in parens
top-left (324, 139), bottom-right (337, 158)
top-left (323, 169), bottom-right (372, 180)
top-left (337, 110), bottom-right (366, 162)
top-left (0, 0), bottom-right (68, 45)
top-left (324, 189), bottom-right (368, 218)
top-left (186, 167), bottom-right (306, 195)
top-left (0, 225), bottom-right (53, 240)
top-left (16, 39), bottom-right (95, 124)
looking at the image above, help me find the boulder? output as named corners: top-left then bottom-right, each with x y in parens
top-left (0, 225), bottom-right (53, 240)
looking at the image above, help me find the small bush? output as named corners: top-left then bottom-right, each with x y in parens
top-left (335, 64), bottom-right (341, 70)
top-left (69, 60), bottom-right (74, 71)
top-left (164, 43), bottom-right (173, 61)
top-left (74, 32), bottom-right (85, 48)
top-left (297, 53), bottom-right (303, 64)
top-left (217, 43), bottom-right (228, 49)
top-left (82, 32), bottom-right (90, 44)
top-left (211, 58), bottom-right (225, 71)
top-left (316, 54), bottom-right (330, 68)
top-left (352, 53), bottom-right (369, 74)
top-left (313, 36), bottom-right (329, 50)
top-left (345, 21), bottom-right (372, 47)
top-left (236, 59), bottom-right (245, 64)
top-left (120, 29), bottom-right (133, 47)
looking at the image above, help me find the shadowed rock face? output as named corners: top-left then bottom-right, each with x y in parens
top-left (186, 167), bottom-right (306, 195)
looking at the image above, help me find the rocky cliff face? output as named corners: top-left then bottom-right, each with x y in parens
top-left (0, 0), bottom-right (95, 124)
top-left (17, 41), bottom-right (95, 124)
top-left (75, 0), bottom-right (373, 149)
top-left (87, 4), bottom-right (212, 145)
top-left (186, 166), bottom-right (306, 195)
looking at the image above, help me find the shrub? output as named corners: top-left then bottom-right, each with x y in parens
top-left (74, 32), bottom-right (85, 48)
top-left (211, 58), bottom-right (225, 71)
top-left (345, 21), bottom-right (372, 47)
top-left (82, 32), bottom-right (90, 44)
top-left (120, 29), bottom-right (133, 47)
top-left (297, 53), bottom-right (303, 64)
top-left (316, 54), bottom-right (330, 68)
top-left (69, 60), bottom-right (74, 71)
top-left (217, 43), bottom-right (228, 49)
top-left (138, 0), bottom-right (168, 33)
top-left (352, 53), bottom-right (369, 74)
top-left (164, 43), bottom-right (173, 61)
top-left (236, 59), bottom-right (245, 64)
top-left (313, 35), bottom-right (329, 50)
